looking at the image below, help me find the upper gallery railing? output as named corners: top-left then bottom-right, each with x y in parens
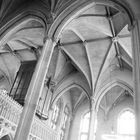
top-left (0, 90), bottom-right (57, 140)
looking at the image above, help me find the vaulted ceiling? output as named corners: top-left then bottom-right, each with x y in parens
top-left (59, 4), bottom-right (132, 94)
top-left (0, 0), bottom-right (133, 111)
top-left (99, 85), bottom-right (133, 118)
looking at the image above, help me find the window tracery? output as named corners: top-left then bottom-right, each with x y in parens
top-left (80, 112), bottom-right (90, 140)
top-left (117, 109), bottom-right (135, 140)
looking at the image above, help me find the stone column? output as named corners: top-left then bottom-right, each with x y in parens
top-left (131, 19), bottom-right (140, 140)
top-left (14, 37), bottom-right (56, 140)
top-left (68, 114), bottom-right (75, 140)
top-left (88, 98), bottom-right (97, 140)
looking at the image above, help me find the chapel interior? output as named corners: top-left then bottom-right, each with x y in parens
top-left (0, 0), bottom-right (139, 140)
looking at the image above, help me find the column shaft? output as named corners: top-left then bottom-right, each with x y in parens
top-left (14, 38), bottom-right (56, 140)
top-left (132, 20), bottom-right (140, 140)
top-left (88, 103), bottom-right (97, 140)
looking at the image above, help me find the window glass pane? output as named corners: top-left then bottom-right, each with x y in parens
top-left (81, 119), bottom-right (89, 132)
top-left (81, 112), bottom-right (90, 132)
top-left (80, 134), bottom-right (88, 140)
top-left (102, 110), bottom-right (135, 140)
top-left (118, 110), bottom-right (135, 135)
top-left (80, 112), bottom-right (90, 140)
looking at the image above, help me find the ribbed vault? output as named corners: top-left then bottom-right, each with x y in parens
top-left (0, 19), bottom-right (45, 89)
top-left (59, 4), bottom-right (132, 96)
top-left (0, 0), bottom-right (133, 119)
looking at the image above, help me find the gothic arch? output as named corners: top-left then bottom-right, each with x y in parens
top-left (95, 80), bottom-right (133, 112)
top-left (0, 16), bottom-right (45, 46)
top-left (51, 73), bottom-right (91, 106)
top-left (48, 0), bottom-right (134, 40)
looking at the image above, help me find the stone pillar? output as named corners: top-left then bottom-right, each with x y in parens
top-left (68, 114), bottom-right (75, 140)
top-left (88, 98), bottom-right (97, 140)
top-left (14, 37), bottom-right (56, 140)
top-left (131, 19), bottom-right (140, 140)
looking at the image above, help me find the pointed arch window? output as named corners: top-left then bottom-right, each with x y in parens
top-left (80, 112), bottom-right (90, 140)
top-left (117, 109), bottom-right (135, 139)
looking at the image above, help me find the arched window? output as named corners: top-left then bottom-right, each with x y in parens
top-left (117, 109), bottom-right (135, 139)
top-left (51, 99), bottom-right (63, 130)
top-left (80, 112), bottom-right (90, 140)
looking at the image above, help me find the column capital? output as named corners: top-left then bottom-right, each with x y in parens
top-left (90, 96), bottom-right (96, 104)
top-left (56, 40), bottom-right (63, 50)
top-left (90, 97), bottom-right (96, 111)
top-left (83, 40), bottom-right (88, 46)
top-left (128, 20), bottom-right (137, 31)
top-left (43, 35), bottom-right (58, 44)
top-left (43, 35), bottom-right (51, 43)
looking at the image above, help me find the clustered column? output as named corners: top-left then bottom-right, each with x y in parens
top-left (14, 37), bottom-right (56, 140)
top-left (88, 98), bottom-right (97, 140)
top-left (132, 19), bottom-right (140, 140)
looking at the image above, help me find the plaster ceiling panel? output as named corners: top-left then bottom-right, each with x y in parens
top-left (0, 0), bottom-right (30, 21)
top-left (81, 5), bottom-right (106, 15)
top-left (118, 43), bottom-right (132, 65)
top-left (118, 25), bottom-right (130, 36)
top-left (13, 28), bottom-right (44, 46)
top-left (15, 50), bottom-right (36, 61)
top-left (108, 7), bottom-right (119, 16)
top-left (23, 20), bottom-right (43, 28)
top-left (61, 30), bottom-right (82, 44)
top-left (53, 49), bottom-right (77, 82)
top-left (86, 39), bottom-right (111, 81)
top-left (94, 43), bottom-right (117, 92)
top-left (66, 16), bottom-right (112, 37)
top-left (15, 28), bottom-right (44, 38)
top-left (52, 0), bottom-right (73, 14)
top-left (62, 43), bottom-right (91, 86)
top-left (105, 85), bottom-right (123, 107)
top-left (100, 96), bottom-right (106, 109)
top-left (73, 26), bottom-right (108, 41)
top-left (53, 51), bottom-right (67, 79)
top-left (112, 12), bottom-right (128, 35)
top-left (7, 40), bottom-right (28, 50)
top-left (69, 87), bottom-right (82, 107)
top-left (122, 60), bottom-right (132, 71)
top-left (118, 37), bottom-right (132, 58)
top-left (99, 43), bottom-right (116, 75)
top-left (16, 38), bottom-right (39, 48)
top-left (56, 62), bottom-right (76, 83)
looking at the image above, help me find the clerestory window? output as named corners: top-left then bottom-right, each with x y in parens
top-left (60, 105), bottom-right (70, 140)
top-left (117, 109), bottom-right (135, 140)
top-left (80, 112), bottom-right (90, 140)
